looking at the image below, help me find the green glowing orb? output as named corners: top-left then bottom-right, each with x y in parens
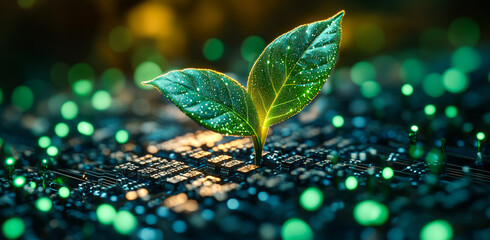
top-left (38, 136), bottom-right (51, 148)
top-left (91, 90), bottom-right (112, 111)
top-left (96, 204), bottom-right (117, 225)
top-left (36, 197), bottom-right (53, 212)
top-left (411, 125), bottom-right (419, 132)
top-left (77, 121), bottom-right (94, 136)
top-left (2, 217), bottom-right (25, 239)
top-left (360, 80), bottom-right (380, 98)
top-left (476, 132), bottom-right (485, 141)
top-left (55, 123), bottom-right (70, 138)
top-left (332, 115), bottom-right (344, 128)
top-left (47, 146), bottom-right (59, 157)
top-left (113, 210), bottom-right (137, 235)
top-left (445, 106), bottom-right (458, 118)
top-left (424, 104), bottom-right (436, 116)
top-left (353, 200), bottom-right (389, 226)
top-left (6, 157), bottom-right (15, 166)
top-left (241, 36), bottom-right (266, 62)
top-left (345, 176), bottom-right (358, 190)
top-left (350, 61), bottom-right (375, 85)
top-left (72, 80), bottom-right (93, 96)
top-left (401, 83), bottom-right (413, 96)
top-left (422, 73), bottom-right (445, 98)
top-left (134, 61), bottom-right (162, 89)
top-left (281, 218), bottom-right (313, 240)
top-left (13, 176), bottom-right (26, 188)
top-left (451, 47), bottom-right (481, 73)
top-left (115, 130), bottom-right (129, 144)
top-left (382, 167), bottom-right (394, 179)
top-left (58, 186), bottom-right (70, 198)
top-left (61, 101), bottom-right (78, 120)
top-left (420, 220), bottom-right (453, 240)
top-left (203, 38), bottom-right (225, 61)
top-left (299, 187), bottom-right (324, 211)
top-left (442, 68), bottom-right (468, 94)
top-left (12, 86), bottom-right (33, 111)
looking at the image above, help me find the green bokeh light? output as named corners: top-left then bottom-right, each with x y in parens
top-left (55, 123), bottom-right (70, 138)
top-left (448, 17), bottom-right (480, 47)
top-left (476, 132), bottom-right (485, 141)
top-left (134, 61), bottom-right (162, 89)
top-left (115, 130), bottom-right (129, 144)
top-left (113, 210), bottom-right (137, 235)
top-left (96, 204), bottom-right (117, 225)
top-left (424, 104), bottom-right (436, 116)
top-left (355, 23), bottom-right (385, 53)
top-left (400, 58), bottom-right (425, 84)
top-left (77, 121), bottom-right (94, 136)
top-left (401, 83), bottom-right (413, 96)
top-left (411, 125), bottom-right (419, 132)
top-left (442, 68), bottom-right (468, 94)
top-left (353, 200), bottom-right (389, 226)
top-left (12, 86), bottom-right (34, 111)
top-left (420, 220), bottom-right (453, 240)
top-left (91, 90), bottom-right (112, 111)
top-left (409, 145), bottom-right (424, 159)
top-left (345, 176), bottom-right (358, 190)
top-left (47, 146), bottom-right (59, 157)
top-left (13, 176), bottom-right (26, 188)
top-left (108, 26), bottom-right (132, 53)
top-left (382, 167), bottom-right (394, 179)
top-left (241, 36), bottom-right (266, 62)
top-left (299, 187), bottom-right (324, 211)
top-left (36, 197), bottom-right (53, 212)
top-left (73, 80), bottom-right (93, 96)
top-left (445, 106), bottom-right (458, 118)
top-left (102, 68), bottom-right (126, 94)
top-left (281, 218), bottom-right (313, 240)
top-left (6, 157), bottom-right (15, 166)
top-left (332, 115), bottom-right (344, 128)
top-left (38, 136), bottom-right (51, 148)
top-left (68, 63), bottom-right (95, 84)
top-left (2, 217), bottom-right (25, 240)
top-left (451, 47), bottom-right (481, 73)
top-left (350, 61), bottom-right (375, 85)
top-left (203, 38), bottom-right (224, 61)
top-left (61, 101), bottom-right (78, 120)
top-left (30, 181), bottom-right (36, 189)
top-left (360, 81), bottom-right (381, 98)
top-left (58, 186), bottom-right (70, 198)
top-left (423, 73), bottom-right (445, 98)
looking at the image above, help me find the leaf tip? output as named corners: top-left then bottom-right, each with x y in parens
top-left (141, 79), bottom-right (154, 86)
top-left (336, 10), bottom-right (345, 20)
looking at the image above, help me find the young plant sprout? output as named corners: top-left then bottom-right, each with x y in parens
top-left (145, 11), bottom-right (344, 165)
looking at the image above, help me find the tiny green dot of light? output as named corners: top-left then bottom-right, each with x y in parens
top-left (13, 176), bottom-right (26, 188)
top-left (401, 83), bottom-right (413, 96)
top-left (345, 176), bottom-right (358, 190)
top-left (382, 167), bottom-right (394, 179)
top-left (424, 104), bottom-right (436, 116)
top-left (476, 132), bottom-right (485, 141)
top-left (58, 186), bottom-right (70, 198)
top-left (47, 146), bottom-right (59, 156)
top-left (6, 157), bottom-right (15, 166)
top-left (36, 197), bottom-right (53, 212)
top-left (115, 130), bottom-right (129, 144)
top-left (38, 136), bottom-right (51, 148)
top-left (299, 187), bottom-right (324, 211)
top-left (55, 123), bottom-right (70, 138)
top-left (411, 125), bottom-right (419, 132)
top-left (332, 115), bottom-right (344, 128)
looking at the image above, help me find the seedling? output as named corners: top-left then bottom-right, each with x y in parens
top-left (145, 11), bottom-right (344, 165)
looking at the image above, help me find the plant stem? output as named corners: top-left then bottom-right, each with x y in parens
top-left (252, 128), bottom-right (268, 166)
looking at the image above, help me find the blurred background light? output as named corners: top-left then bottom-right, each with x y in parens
top-left (134, 61), bottom-right (162, 89)
top-left (203, 38), bottom-right (225, 61)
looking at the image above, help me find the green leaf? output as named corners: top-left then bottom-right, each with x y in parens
top-left (144, 69), bottom-right (260, 137)
top-left (248, 11), bottom-right (344, 130)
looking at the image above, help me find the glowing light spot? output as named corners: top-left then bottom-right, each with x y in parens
top-left (443, 68), bottom-right (468, 94)
top-left (2, 217), bottom-right (25, 240)
top-left (423, 73), bottom-right (445, 98)
top-left (12, 86), bottom-right (33, 111)
top-left (115, 130), bottom-right (129, 144)
top-left (424, 104), bottom-right (436, 116)
top-left (58, 186), bottom-right (70, 198)
top-left (281, 218), bottom-right (313, 240)
top-left (102, 68), bottom-right (126, 94)
top-left (299, 187), bottom-right (323, 211)
top-left (38, 136), bottom-right (51, 148)
top-left (409, 145), bottom-right (424, 159)
top-left (355, 23), bottom-right (385, 53)
top-left (113, 210), bottom-right (137, 235)
top-left (400, 58), bottom-right (426, 84)
top-left (448, 17), bottom-right (479, 47)
top-left (203, 38), bottom-right (224, 61)
top-left (72, 80), bottom-right (93, 96)
top-left (345, 176), bottom-right (358, 190)
top-left (97, 204), bottom-right (117, 225)
top-left (382, 167), bottom-right (394, 179)
top-left (55, 123), bottom-right (70, 138)
top-left (350, 61), bottom-right (375, 85)
top-left (47, 146), bottom-right (59, 157)
top-left (241, 36), bottom-right (266, 62)
top-left (77, 121), bottom-right (94, 136)
top-left (6, 157), bottom-right (15, 166)
top-left (36, 197), bottom-right (52, 212)
top-left (451, 47), bottom-right (481, 73)
top-left (332, 115), bottom-right (344, 128)
top-left (420, 220), bottom-right (453, 240)
top-left (91, 90), bottom-right (112, 111)
top-left (401, 83), bottom-right (413, 96)
top-left (61, 101), bottom-right (78, 120)
top-left (476, 132), bottom-right (485, 141)
top-left (360, 81), bottom-right (380, 98)
top-left (134, 61), bottom-right (162, 89)
top-left (227, 198), bottom-right (240, 210)
top-left (13, 176), bottom-right (26, 188)
top-left (411, 125), bottom-right (419, 132)
top-left (353, 200), bottom-right (389, 226)
top-left (108, 26), bottom-right (132, 53)
top-left (445, 106), bottom-right (458, 118)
